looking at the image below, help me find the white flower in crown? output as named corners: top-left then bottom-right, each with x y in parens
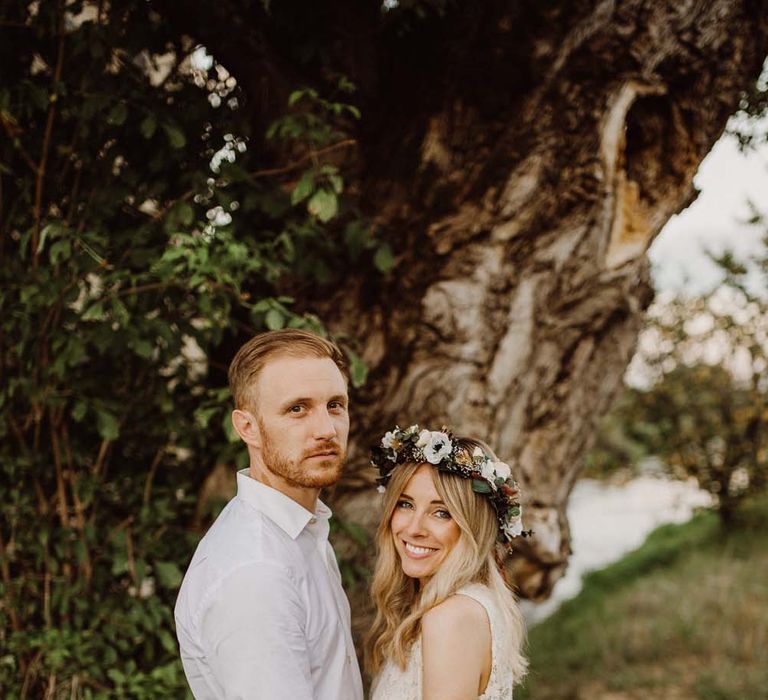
top-left (421, 431), bottom-right (453, 464)
top-left (416, 429), bottom-right (431, 448)
top-left (472, 446), bottom-right (485, 460)
top-left (503, 518), bottom-right (524, 539)
top-left (480, 458), bottom-right (497, 484)
top-left (381, 430), bottom-right (398, 449)
top-left (377, 485), bottom-right (386, 494)
top-left (493, 461), bottom-right (512, 480)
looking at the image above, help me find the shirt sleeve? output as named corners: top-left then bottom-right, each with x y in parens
top-left (201, 561), bottom-right (313, 700)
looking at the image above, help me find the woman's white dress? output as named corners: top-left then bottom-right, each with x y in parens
top-left (370, 582), bottom-right (516, 699)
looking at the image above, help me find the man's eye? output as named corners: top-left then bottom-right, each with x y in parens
top-left (289, 405), bottom-right (304, 413)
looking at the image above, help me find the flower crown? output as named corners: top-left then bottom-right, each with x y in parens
top-left (371, 424), bottom-right (530, 543)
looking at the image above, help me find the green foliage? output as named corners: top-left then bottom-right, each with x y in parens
top-left (0, 3), bottom-right (386, 696)
top-left (519, 506), bottom-right (768, 699)
top-left (587, 232), bottom-right (768, 525)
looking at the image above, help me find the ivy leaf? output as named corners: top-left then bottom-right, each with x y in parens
top-left (307, 189), bottom-right (337, 222)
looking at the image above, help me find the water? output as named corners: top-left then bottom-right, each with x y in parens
top-left (520, 475), bottom-right (712, 624)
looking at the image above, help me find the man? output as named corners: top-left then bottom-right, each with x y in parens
top-left (175, 328), bottom-right (364, 700)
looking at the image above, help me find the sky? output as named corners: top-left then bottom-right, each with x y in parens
top-left (649, 117), bottom-right (768, 295)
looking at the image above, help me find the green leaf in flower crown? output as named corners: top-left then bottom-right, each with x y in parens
top-left (472, 479), bottom-right (492, 494)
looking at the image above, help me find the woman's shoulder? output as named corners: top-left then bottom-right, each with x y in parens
top-left (422, 588), bottom-right (491, 643)
top-left (423, 590), bottom-right (487, 625)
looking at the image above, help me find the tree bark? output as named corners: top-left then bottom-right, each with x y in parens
top-left (177, 0), bottom-right (768, 601)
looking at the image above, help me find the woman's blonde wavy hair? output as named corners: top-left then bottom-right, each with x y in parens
top-left (365, 437), bottom-right (528, 682)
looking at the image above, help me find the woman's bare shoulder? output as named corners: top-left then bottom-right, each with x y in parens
top-left (422, 592), bottom-right (490, 639)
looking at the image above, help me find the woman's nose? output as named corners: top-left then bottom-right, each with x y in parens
top-left (404, 511), bottom-right (428, 537)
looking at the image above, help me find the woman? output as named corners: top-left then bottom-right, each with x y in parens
top-left (366, 425), bottom-right (529, 700)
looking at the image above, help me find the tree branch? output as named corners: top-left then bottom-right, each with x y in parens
top-left (32, 1), bottom-right (66, 268)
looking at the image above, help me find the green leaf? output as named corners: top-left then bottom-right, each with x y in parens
top-left (107, 102), bottom-right (128, 126)
top-left (140, 114), bottom-right (157, 139)
top-left (154, 561), bottom-right (183, 589)
top-left (163, 123), bottom-right (186, 149)
top-left (81, 302), bottom-right (105, 321)
top-left (329, 174), bottom-right (344, 194)
top-left (96, 410), bottom-right (120, 441)
top-left (344, 221), bottom-right (372, 259)
top-left (307, 189), bottom-right (338, 222)
top-left (177, 202), bottom-right (194, 226)
top-left (346, 348), bottom-right (368, 388)
top-left (471, 479), bottom-right (492, 494)
top-left (132, 338), bottom-right (153, 359)
top-left (291, 171), bottom-right (315, 205)
top-left (374, 243), bottom-right (396, 273)
top-left (49, 239), bottom-right (71, 264)
top-left (222, 412), bottom-right (239, 444)
top-left (72, 401), bottom-right (87, 422)
top-left (265, 308), bottom-right (285, 330)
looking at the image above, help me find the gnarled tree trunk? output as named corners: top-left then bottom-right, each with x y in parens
top-left (173, 0), bottom-right (767, 604)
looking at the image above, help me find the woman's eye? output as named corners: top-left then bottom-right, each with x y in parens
top-left (289, 405), bottom-right (304, 413)
top-left (435, 509), bottom-right (452, 520)
top-left (395, 500), bottom-right (413, 510)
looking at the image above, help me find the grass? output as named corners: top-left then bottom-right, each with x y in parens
top-left (517, 498), bottom-right (768, 700)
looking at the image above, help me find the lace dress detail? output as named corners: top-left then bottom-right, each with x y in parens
top-left (370, 583), bottom-right (516, 699)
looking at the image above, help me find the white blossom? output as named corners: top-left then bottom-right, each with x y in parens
top-left (493, 461), bottom-right (512, 480)
top-left (422, 431), bottom-right (452, 464)
top-left (480, 460), bottom-right (497, 483)
top-left (381, 430), bottom-right (397, 449)
top-left (503, 518), bottom-right (523, 538)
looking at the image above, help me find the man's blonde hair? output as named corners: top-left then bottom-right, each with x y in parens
top-left (228, 328), bottom-right (347, 410)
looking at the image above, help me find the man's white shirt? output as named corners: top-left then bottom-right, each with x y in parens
top-left (175, 470), bottom-right (364, 700)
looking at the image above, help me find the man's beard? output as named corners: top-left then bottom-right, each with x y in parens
top-left (259, 423), bottom-right (346, 489)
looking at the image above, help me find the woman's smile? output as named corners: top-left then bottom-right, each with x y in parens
top-left (390, 464), bottom-right (461, 582)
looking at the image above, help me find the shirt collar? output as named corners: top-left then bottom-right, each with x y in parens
top-left (236, 469), bottom-right (332, 540)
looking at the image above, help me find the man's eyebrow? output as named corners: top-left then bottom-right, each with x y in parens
top-left (278, 396), bottom-right (312, 410)
top-left (279, 394), bottom-right (348, 409)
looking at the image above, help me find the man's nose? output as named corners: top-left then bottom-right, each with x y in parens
top-left (313, 408), bottom-right (337, 440)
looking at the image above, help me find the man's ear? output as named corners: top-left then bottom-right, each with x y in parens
top-left (231, 409), bottom-right (260, 448)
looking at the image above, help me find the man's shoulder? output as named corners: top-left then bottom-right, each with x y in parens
top-left (191, 495), bottom-right (300, 570)
top-left (175, 497), bottom-right (305, 625)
